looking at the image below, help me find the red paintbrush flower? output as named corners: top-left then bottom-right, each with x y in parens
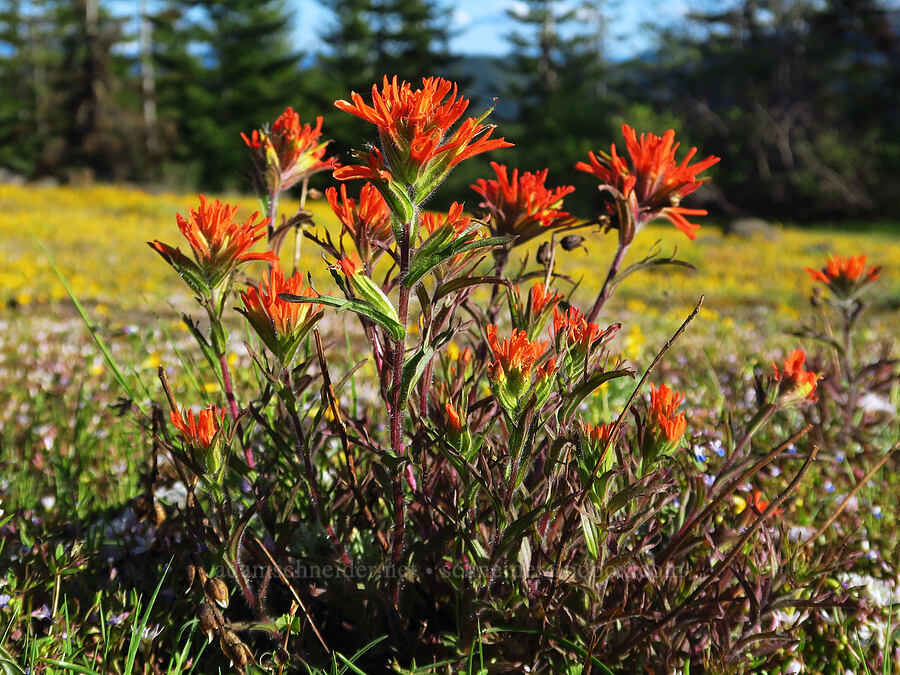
top-left (239, 261), bottom-right (321, 365)
top-left (149, 195), bottom-right (276, 292)
top-left (529, 282), bottom-right (563, 316)
top-left (334, 76), bottom-right (512, 201)
top-left (326, 183), bottom-right (393, 261)
top-left (576, 124), bottom-right (719, 242)
top-left (805, 254), bottom-right (881, 300)
top-left (771, 349), bottom-right (819, 404)
top-left (578, 420), bottom-right (614, 447)
top-left (649, 383), bottom-right (687, 444)
top-left (552, 306), bottom-right (619, 357)
top-left (486, 324), bottom-right (556, 411)
top-left (242, 109), bottom-right (337, 194)
top-left (170, 403), bottom-right (228, 473)
top-left (444, 402), bottom-right (465, 434)
top-left (471, 162), bottom-right (576, 245)
top-left (170, 404), bottom-right (225, 450)
top-left (420, 202), bottom-right (473, 238)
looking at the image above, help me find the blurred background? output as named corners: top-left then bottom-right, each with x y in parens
top-left (0, 0), bottom-right (898, 222)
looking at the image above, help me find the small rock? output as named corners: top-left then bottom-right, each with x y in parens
top-left (724, 217), bottom-right (776, 240)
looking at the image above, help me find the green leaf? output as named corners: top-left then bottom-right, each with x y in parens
top-left (580, 509), bottom-right (600, 560)
top-left (402, 236), bottom-right (514, 289)
top-left (280, 294), bottom-right (405, 341)
top-left (397, 347), bottom-right (434, 408)
top-left (496, 498), bottom-right (564, 559)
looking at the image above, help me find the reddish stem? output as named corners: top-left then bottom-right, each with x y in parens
top-left (388, 222), bottom-right (412, 607)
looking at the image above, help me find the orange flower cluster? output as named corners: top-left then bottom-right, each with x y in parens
top-left (335, 76), bottom-right (512, 199)
top-left (240, 261), bottom-right (320, 364)
top-left (170, 404), bottom-right (226, 450)
top-left (649, 383), bottom-right (687, 444)
top-left (578, 420), bottom-right (614, 447)
top-left (420, 202), bottom-right (474, 238)
top-left (242, 109), bottom-right (336, 194)
top-left (326, 183), bottom-right (393, 261)
top-left (576, 124), bottom-right (719, 241)
top-left (470, 162), bottom-right (576, 244)
top-left (487, 325), bottom-right (550, 380)
top-left (805, 254), bottom-right (881, 299)
top-left (150, 196), bottom-right (275, 291)
top-left (529, 282), bottom-right (563, 316)
top-left (553, 306), bottom-right (617, 355)
top-left (771, 349), bottom-right (819, 404)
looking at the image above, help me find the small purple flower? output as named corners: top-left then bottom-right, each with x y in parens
top-left (824, 480), bottom-right (835, 494)
top-left (0, 593), bottom-right (11, 609)
top-left (787, 444), bottom-right (797, 455)
top-left (834, 451), bottom-right (845, 463)
top-left (107, 611), bottom-right (129, 626)
top-left (703, 473), bottom-right (716, 487)
top-left (30, 604), bottom-right (51, 620)
top-left (872, 505), bottom-right (883, 520)
top-left (770, 465), bottom-right (782, 478)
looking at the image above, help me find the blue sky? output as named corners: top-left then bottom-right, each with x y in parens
top-left (292, 0), bottom-right (690, 59)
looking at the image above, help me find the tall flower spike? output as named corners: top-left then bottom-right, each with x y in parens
top-left (334, 76), bottom-right (512, 202)
top-left (326, 183), bottom-right (393, 262)
top-left (239, 261), bottom-right (321, 365)
top-left (243, 109), bottom-right (337, 194)
top-left (771, 349), bottom-right (819, 405)
top-left (805, 254), bottom-right (881, 300)
top-left (149, 196), bottom-right (276, 293)
top-left (576, 125), bottom-right (719, 242)
top-left (471, 162), bottom-right (576, 245)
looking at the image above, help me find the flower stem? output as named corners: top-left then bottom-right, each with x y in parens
top-left (281, 368), bottom-right (352, 567)
top-left (388, 221), bottom-right (412, 608)
top-left (292, 177), bottom-right (309, 275)
top-left (266, 191), bottom-right (279, 242)
top-left (586, 241), bottom-right (628, 323)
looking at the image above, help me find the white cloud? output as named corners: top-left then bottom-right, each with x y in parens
top-left (453, 8), bottom-right (472, 28)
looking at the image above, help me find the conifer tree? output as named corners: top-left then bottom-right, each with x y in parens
top-left (176, 0), bottom-right (304, 189)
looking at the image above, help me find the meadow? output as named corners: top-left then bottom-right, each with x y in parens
top-left (1, 168), bottom-right (898, 670)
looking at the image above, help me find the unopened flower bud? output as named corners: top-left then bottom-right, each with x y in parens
top-left (560, 235), bottom-right (584, 251)
top-left (220, 629), bottom-right (253, 668)
top-left (185, 564), bottom-right (197, 594)
top-left (536, 242), bottom-right (552, 265)
top-left (197, 602), bottom-right (224, 643)
top-left (205, 576), bottom-right (229, 608)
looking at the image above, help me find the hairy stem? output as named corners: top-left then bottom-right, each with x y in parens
top-left (388, 221), bottom-right (413, 608)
